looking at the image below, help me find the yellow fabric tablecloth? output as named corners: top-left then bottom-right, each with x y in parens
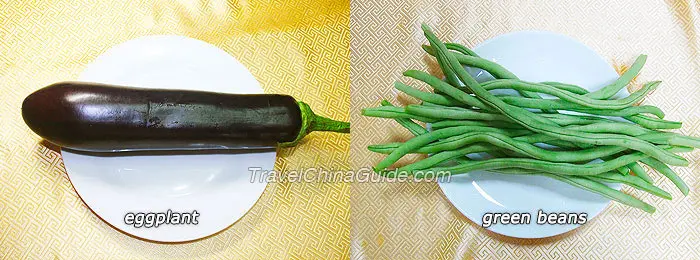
top-left (0, 0), bottom-right (349, 259)
top-left (350, 0), bottom-right (700, 259)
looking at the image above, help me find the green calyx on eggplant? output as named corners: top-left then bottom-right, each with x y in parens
top-left (22, 82), bottom-right (350, 152)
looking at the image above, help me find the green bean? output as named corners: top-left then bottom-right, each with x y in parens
top-left (361, 106), bottom-right (438, 123)
top-left (553, 121), bottom-right (649, 135)
top-left (484, 150), bottom-right (510, 158)
top-left (539, 78), bottom-right (683, 130)
top-left (490, 167), bottom-right (669, 200)
top-left (481, 79), bottom-right (659, 110)
top-left (369, 128), bottom-right (584, 155)
top-left (430, 119), bottom-right (523, 129)
top-left (483, 167), bottom-right (657, 213)
top-left (406, 105), bottom-right (509, 121)
top-left (628, 162), bottom-right (653, 184)
top-left (422, 44), bottom-right (516, 80)
top-left (430, 116), bottom-right (696, 151)
top-left (669, 135), bottom-right (700, 148)
top-left (498, 96), bottom-right (665, 118)
top-left (421, 95), bottom-right (680, 129)
top-left (424, 44), bottom-right (647, 101)
top-left (543, 140), bottom-right (583, 149)
top-left (587, 172), bottom-right (670, 199)
top-left (537, 113), bottom-right (614, 126)
top-left (540, 82), bottom-right (589, 95)
top-left (413, 106), bottom-right (682, 145)
top-left (626, 115), bottom-right (681, 129)
top-left (434, 42), bottom-right (464, 92)
top-left (640, 158), bottom-right (689, 195)
top-left (397, 145), bottom-right (686, 177)
top-left (600, 155), bottom-right (631, 175)
top-left (371, 128), bottom-right (598, 155)
top-left (368, 140), bottom-right (492, 155)
top-left (398, 79), bottom-right (663, 118)
top-left (422, 23), bottom-right (687, 166)
top-left (379, 131), bottom-right (630, 165)
top-left (586, 55), bottom-right (647, 99)
top-left (514, 133), bottom-right (597, 149)
top-left (546, 56), bottom-right (646, 100)
top-left (394, 81), bottom-right (462, 107)
top-left (380, 100), bottom-right (427, 136)
top-left (373, 103), bottom-right (617, 131)
top-left (421, 101), bottom-right (443, 107)
top-left (431, 117), bottom-right (593, 129)
top-left (372, 126), bottom-right (475, 170)
top-left (541, 113), bottom-right (680, 130)
top-left (403, 70), bottom-right (489, 110)
top-left (431, 120), bottom-right (602, 149)
top-left (539, 69), bottom-right (679, 131)
top-left (423, 45), bottom-right (558, 113)
top-left (544, 173), bottom-right (656, 213)
top-left (445, 42), bottom-right (480, 58)
top-left (543, 78), bottom-right (682, 130)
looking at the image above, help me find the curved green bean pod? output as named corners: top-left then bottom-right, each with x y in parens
top-left (596, 155), bottom-right (630, 175)
top-left (432, 119), bottom-right (527, 129)
top-left (545, 78), bottom-right (682, 130)
top-left (398, 80), bottom-right (663, 118)
top-left (361, 106), bottom-right (438, 123)
top-left (424, 44), bottom-right (647, 101)
top-left (370, 128), bottom-right (600, 156)
top-left (416, 107), bottom-right (682, 146)
top-left (538, 78), bottom-right (682, 130)
top-left (403, 70), bottom-right (489, 110)
top-left (484, 168), bottom-right (656, 213)
top-left (544, 56), bottom-right (647, 100)
top-left (498, 96), bottom-right (665, 118)
top-left (427, 113), bottom-right (696, 150)
top-left (376, 131), bottom-right (629, 165)
top-left (490, 168), bottom-right (670, 200)
top-left (380, 100), bottom-right (428, 136)
top-left (540, 82), bottom-right (589, 95)
top-left (368, 129), bottom-right (583, 155)
top-left (393, 145), bottom-right (686, 177)
top-left (368, 140), bottom-right (491, 155)
top-left (586, 55), bottom-right (647, 99)
top-left (640, 158), bottom-right (689, 195)
top-left (372, 126), bottom-right (475, 170)
top-left (626, 115), bottom-right (681, 129)
top-left (445, 42), bottom-right (480, 58)
top-left (421, 44), bottom-right (517, 79)
top-left (394, 82), bottom-right (465, 107)
top-left (406, 105), bottom-right (509, 121)
top-left (424, 44), bottom-right (549, 103)
top-left (544, 173), bottom-right (655, 213)
top-left (586, 172), bottom-right (671, 199)
top-left (627, 162), bottom-right (653, 184)
top-left (481, 79), bottom-right (659, 110)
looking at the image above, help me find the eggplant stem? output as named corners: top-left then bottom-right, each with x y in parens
top-left (279, 101), bottom-right (350, 147)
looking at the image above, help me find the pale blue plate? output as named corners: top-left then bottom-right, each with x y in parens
top-left (438, 31), bottom-right (624, 239)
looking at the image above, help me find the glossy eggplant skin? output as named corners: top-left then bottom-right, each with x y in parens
top-left (22, 82), bottom-right (302, 152)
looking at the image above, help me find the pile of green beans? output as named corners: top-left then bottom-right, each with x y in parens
top-left (362, 24), bottom-right (700, 213)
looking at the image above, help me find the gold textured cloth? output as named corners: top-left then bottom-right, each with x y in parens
top-left (350, 0), bottom-right (700, 259)
top-left (0, 0), bottom-right (349, 258)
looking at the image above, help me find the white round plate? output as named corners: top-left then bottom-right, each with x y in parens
top-left (63, 35), bottom-right (274, 242)
top-left (438, 31), bottom-right (625, 238)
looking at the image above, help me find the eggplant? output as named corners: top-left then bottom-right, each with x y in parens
top-left (22, 82), bottom-right (349, 152)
